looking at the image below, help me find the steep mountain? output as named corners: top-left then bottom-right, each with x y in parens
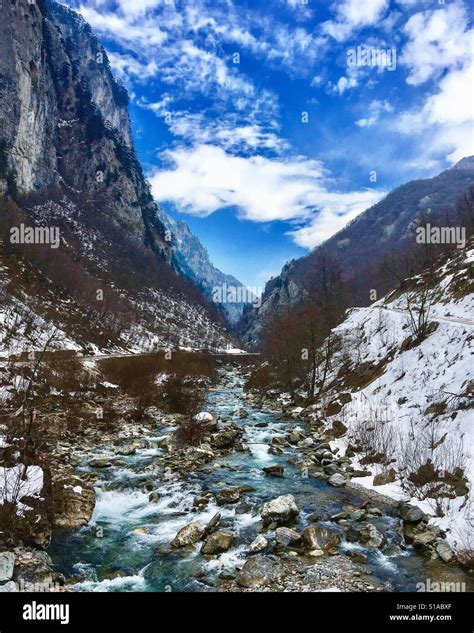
top-left (0, 0), bottom-right (234, 355)
top-left (314, 245), bottom-right (473, 548)
top-left (156, 208), bottom-right (252, 326)
top-left (240, 159), bottom-right (474, 346)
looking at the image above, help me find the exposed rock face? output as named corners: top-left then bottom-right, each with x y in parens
top-left (51, 476), bottom-right (95, 529)
top-left (261, 494), bottom-right (299, 526)
top-left (171, 522), bottom-right (205, 548)
top-left (0, 1), bottom-right (151, 234)
top-left (156, 209), bottom-right (250, 326)
top-left (0, 0), bottom-right (233, 354)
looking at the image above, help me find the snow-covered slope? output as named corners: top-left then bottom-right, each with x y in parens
top-left (323, 247), bottom-right (473, 549)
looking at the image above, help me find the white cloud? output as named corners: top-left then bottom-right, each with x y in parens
top-left (78, 5), bottom-right (168, 47)
top-left (356, 99), bottom-right (393, 127)
top-left (143, 105), bottom-right (288, 153)
top-left (149, 144), bottom-right (386, 248)
top-left (288, 189), bottom-right (386, 247)
top-left (420, 61), bottom-right (473, 127)
top-left (401, 4), bottom-right (472, 85)
top-left (395, 3), bottom-right (474, 164)
top-left (115, 0), bottom-right (165, 18)
top-left (107, 52), bottom-right (158, 82)
top-left (335, 76), bottom-right (358, 95)
top-left (396, 60), bottom-right (474, 163)
top-left (323, 0), bottom-right (389, 41)
top-left (283, 0), bottom-right (313, 14)
top-left (74, 0), bottom-right (284, 147)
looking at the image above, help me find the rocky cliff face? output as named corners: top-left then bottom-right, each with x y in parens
top-left (0, 0), bottom-right (167, 255)
top-left (157, 208), bottom-right (252, 326)
top-left (240, 159), bottom-right (474, 346)
top-left (0, 0), bottom-right (233, 353)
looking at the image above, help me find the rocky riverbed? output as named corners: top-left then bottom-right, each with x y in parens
top-left (2, 365), bottom-right (472, 593)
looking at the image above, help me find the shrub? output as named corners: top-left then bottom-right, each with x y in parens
top-left (399, 419), bottom-right (468, 516)
top-left (174, 418), bottom-right (208, 448)
top-left (160, 373), bottom-right (206, 417)
top-left (348, 403), bottom-right (398, 465)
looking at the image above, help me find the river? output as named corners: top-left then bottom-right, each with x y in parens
top-left (48, 365), bottom-right (472, 592)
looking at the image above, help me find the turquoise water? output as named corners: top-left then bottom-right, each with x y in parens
top-left (48, 368), bottom-right (472, 592)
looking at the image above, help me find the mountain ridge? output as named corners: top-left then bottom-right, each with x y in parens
top-left (156, 208), bottom-right (252, 325)
top-left (0, 0), bottom-right (235, 355)
top-left (240, 158), bottom-right (474, 346)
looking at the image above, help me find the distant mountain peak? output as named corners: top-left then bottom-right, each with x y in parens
top-left (451, 156), bottom-right (474, 171)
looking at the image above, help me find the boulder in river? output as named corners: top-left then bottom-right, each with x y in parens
top-left (262, 465), bottom-right (284, 478)
top-left (195, 412), bottom-right (213, 422)
top-left (398, 502), bottom-right (425, 524)
top-left (113, 444), bottom-right (136, 456)
top-left (275, 527), bottom-right (301, 547)
top-left (216, 487), bottom-right (242, 505)
top-left (412, 530), bottom-right (439, 547)
top-left (360, 524), bottom-right (385, 548)
top-left (211, 429), bottom-right (240, 449)
top-left (249, 535), bottom-right (268, 554)
top-left (302, 525), bottom-right (340, 552)
top-left (205, 513), bottom-right (221, 531)
top-left (236, 556), bottom-right (283, 588)
top-left (12, 550), bottom-right (59, 589)
top-left (0, 552), bottom-right (15, 583)
top-left (347, 523), bottom-right (385, 549)
top-left (261, 494), bottom-right (299, 526)
top-left (51, 477), bottom-right (95, 530)
top-left (201, 530), bottom-right (235, 555)
top-left (347, 550), bottom-right (369, 564)
top-left (328, 473), bottom-right (347, 487)
top-left (171, 522), bottom-right (205, 548)
top-left (435, 540), bottom-right (455, 563)
top-left (88, 457), bottom-right (112, 468)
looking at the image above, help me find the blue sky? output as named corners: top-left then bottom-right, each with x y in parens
top-left (63, 0), bottom-right (473, 288)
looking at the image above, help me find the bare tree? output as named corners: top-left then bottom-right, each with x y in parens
top-left (405, 282), bottom-right (435, 341)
